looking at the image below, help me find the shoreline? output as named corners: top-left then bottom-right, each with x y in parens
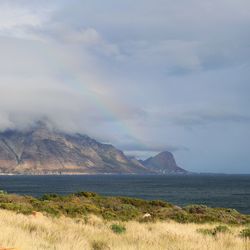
top-left (0, 172), bottom-right (250, 176)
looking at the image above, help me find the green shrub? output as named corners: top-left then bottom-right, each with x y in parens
top-left (149, 200), bottom-right (171, 207)
top-left (110, 224), bottom-right (126, 234)
top-left (64, 206), bottom-right (83, 217)
top-left (40, 193), bottom-right (60, 201)
top-left (119, 197), bottom-right (149, 208)
top-left (0, 202), bottom-right (33, 214)
top-left (102, 211), bottom-right (117, 220)
top-left (185, 205), bottom-right (208, 214)
top-left (111, 204), bottom-right (140, 221)
top-left (170, 212), bottom-right (190, 223)
top-left (75, 191), bottom-right (98, 198)
top-left (40, 205), bottom-right (60, 217)
top-left (197, 225), bottom-right (230, 236)
top-left (84, 203), bottom-right (101, 214)
top-left (239, 228), bottom-right (250, 238)
top-left (214, 225), bottom-right (230, 234)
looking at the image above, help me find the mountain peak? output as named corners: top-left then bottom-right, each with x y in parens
top-left (156, 151), bottom-right (174, 158)
top-left (141, 151), bottom-right (187, 174)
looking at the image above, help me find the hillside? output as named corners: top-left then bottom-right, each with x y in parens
top-left (0, 122), bottom-right (188, 175)
top-left (0, 122), bottom-right (148, 174)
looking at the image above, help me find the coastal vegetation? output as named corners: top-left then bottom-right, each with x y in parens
top-left (0, 191), bottom-right (249, 224)
top-left (0, 191), bottom-right (249, 249)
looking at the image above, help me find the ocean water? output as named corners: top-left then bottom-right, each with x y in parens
top-left (0, 174), bottom-right (249, 214)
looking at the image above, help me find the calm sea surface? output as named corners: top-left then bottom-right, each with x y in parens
top-left (0, 174), bottom-right (249, 214)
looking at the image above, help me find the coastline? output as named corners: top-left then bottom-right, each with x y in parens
top-left (0, 172), bottom-right (250, 176)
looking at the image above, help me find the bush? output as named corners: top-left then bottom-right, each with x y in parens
top-left (214, 225), bottom-right (230, 234)
top-left (149, 200), bottom-right (171, 207)
top-left (111, 204), bottom-right (140, 221)
top-left (64, 206), bottom-right (84, 217)
top-left (197, 225), bottom-right (230, 236)
top-left (119, 197), bottom-right (149, 208)
top-left (74, 191), bottom-right (98, 198)
top-left (239, 228), bottom-right (250, 238)
top-left (40, 193), bottom-right (60, 201)
top-left (110, 224), bottom-right (126, 234)
top-left (39, 205), bottom-right (60, 217)
top-left (186, 205), bottom-right (208, 214)
top-left (170, 212), bottom-right (190, 223)
top-left (0, 202), bottom-right (33, 215)
top-left (102, 211), bottom-right (117, 221)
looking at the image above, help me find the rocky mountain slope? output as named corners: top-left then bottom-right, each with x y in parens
top-left (141, 151), bottom-right (187, 174)
top-left (0, 122), bottom-right (187, 174)
top-left (0, 123), bottom-right (148, 174)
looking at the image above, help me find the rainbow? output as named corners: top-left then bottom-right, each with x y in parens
top-left (60, 71), bottom-right (149, 152)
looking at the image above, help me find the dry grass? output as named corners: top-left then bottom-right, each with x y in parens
top-left (0, 209), bottom-right (249, 250)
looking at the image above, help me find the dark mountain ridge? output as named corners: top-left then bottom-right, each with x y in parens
top-left (0, 123), bottom-right (187, 174)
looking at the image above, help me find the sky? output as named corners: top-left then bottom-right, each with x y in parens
top-left (0, 0), bottom-right (250, 173)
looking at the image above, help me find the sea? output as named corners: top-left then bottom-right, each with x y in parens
top-left (0, 174), bottom-right (249, 214)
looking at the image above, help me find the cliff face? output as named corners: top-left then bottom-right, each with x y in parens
top-left (141, 151), bottom-right (187, 174)
top-left (0, 123), bottom-right (147, 174)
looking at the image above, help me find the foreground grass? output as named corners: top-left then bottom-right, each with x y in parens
top-left (0, 209), bottom-right (249, 250)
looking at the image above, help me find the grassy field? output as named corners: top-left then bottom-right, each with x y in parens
top-left (0, 191), bottom-right (249, 249)
top-left (0, 209), bottom-right (249, 250)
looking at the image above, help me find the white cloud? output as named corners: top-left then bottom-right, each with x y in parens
top-left (66, 28), bottom-right (101, 44)
top-left (0, 4), bottom-right (41, 29)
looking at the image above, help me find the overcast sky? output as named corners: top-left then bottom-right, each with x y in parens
top-left (0, 0), bottom-right (250, 173)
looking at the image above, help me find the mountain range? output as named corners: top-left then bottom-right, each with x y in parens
top-left (0, 122), bottom-right (187, 175)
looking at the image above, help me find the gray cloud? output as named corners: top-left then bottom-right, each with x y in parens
top-left (49, 0), bottom-right (250, 73)
top-left (120, 143), bottom-right (188, 152)
top-left (0, 0), bottom-right (250, 172)
top-left (169, 111), bottom-right (250, 127)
